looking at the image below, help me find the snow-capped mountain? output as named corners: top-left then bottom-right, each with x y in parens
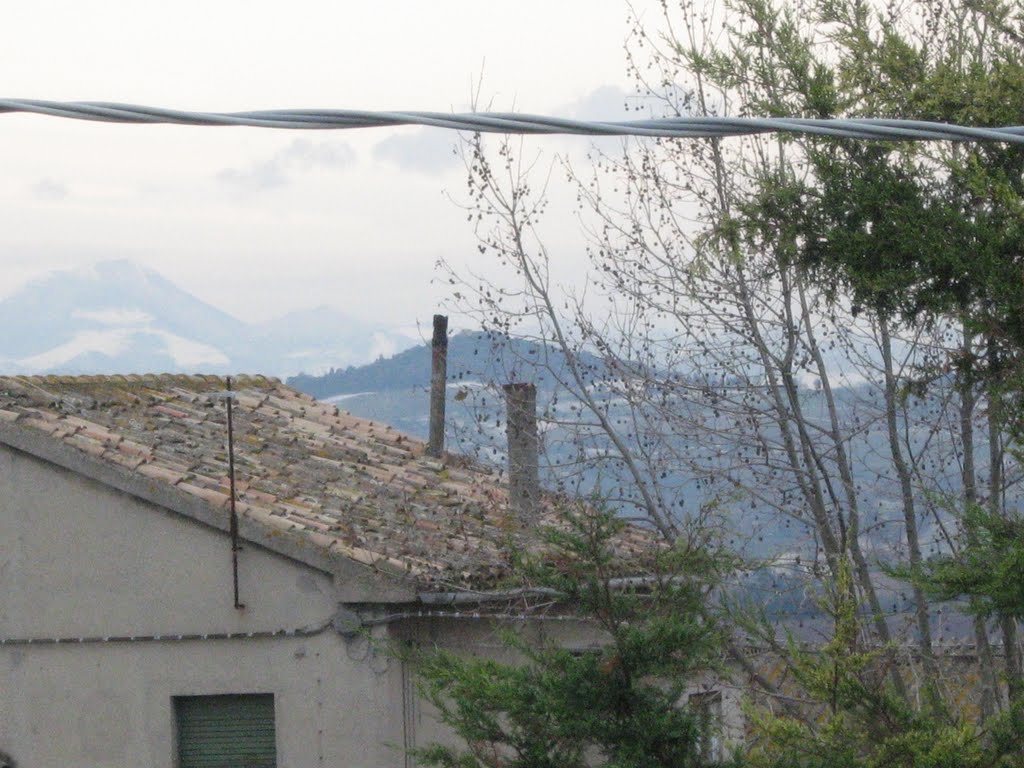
top-left (253, 305), bottom-right (419, 375)
top-left (0, 260), bottom-right (417, 376)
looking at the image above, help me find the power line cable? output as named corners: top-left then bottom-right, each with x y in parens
top-left (2, 99), bottom-right (1024, 144)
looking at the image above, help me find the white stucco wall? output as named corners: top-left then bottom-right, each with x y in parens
top-left (0, 440), bottom-right (744, 766)
top-left (0, 631), bottom-right (411, 767)
top-left (0, 443), bottom-right (338, 637)
top-left (0, 443), bottom-right (410, 767)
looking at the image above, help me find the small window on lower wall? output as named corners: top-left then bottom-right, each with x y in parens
top-left (174, 693), bottom-right (276, 768)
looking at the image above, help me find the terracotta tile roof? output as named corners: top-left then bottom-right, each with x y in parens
top-left (0, 374), bottom-right (654, 592)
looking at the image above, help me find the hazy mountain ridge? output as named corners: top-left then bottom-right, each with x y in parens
top-left (287, 330), bottom-right (608, 398)
top-left (0, 260), bottom-right (417, 376)
top-left (289, 332), bottom-right (1013, 579)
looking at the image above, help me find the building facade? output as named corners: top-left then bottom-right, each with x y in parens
top-left (0, 374), bottom-right (654, 767)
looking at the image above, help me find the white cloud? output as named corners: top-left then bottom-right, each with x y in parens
top-left (0, 0), bottom-right (632, 329)
top-left (32, 178), bottom-right (69, 201)
top-left (372, 128), bottom-right (462, 175)
top-left (571, 85), bottom-right (634, 121)
top-left (217, 138), bottom-right (356, 190)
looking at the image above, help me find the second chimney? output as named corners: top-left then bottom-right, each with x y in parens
top-left (426, 314), bottom-right (448, 458)
top-left (503, 382), bottom-right (539, 525)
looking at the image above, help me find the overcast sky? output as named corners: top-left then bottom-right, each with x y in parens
top-left (1, 1), bottom-right (653, 333)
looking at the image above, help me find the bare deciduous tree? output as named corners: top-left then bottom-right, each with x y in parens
top-left (442, 0), bottom-right (1023, 719)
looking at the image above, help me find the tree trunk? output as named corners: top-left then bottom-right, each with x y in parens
top-left (879, 319), bottom-right (940, 710)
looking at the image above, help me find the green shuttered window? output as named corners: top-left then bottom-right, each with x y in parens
top-left (175, 693), bottom-right (277, 768)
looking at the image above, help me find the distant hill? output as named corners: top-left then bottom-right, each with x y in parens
top-left (0, 260), bottom-right (418, 376)
top-left (287, 330), bottom-right (607, 399)
top-left (0, 260), bottom-right (246, 371)
top-left (287, 333), bottom-right (999, 568)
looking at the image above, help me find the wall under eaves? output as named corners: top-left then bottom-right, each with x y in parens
top-left (0, 442), bottom-right (410, 767)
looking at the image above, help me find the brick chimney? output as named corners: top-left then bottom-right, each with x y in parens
top-left (426, 314), bottom-right (448, 459)
top-left (503, 382), bottom-right (539, 524)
